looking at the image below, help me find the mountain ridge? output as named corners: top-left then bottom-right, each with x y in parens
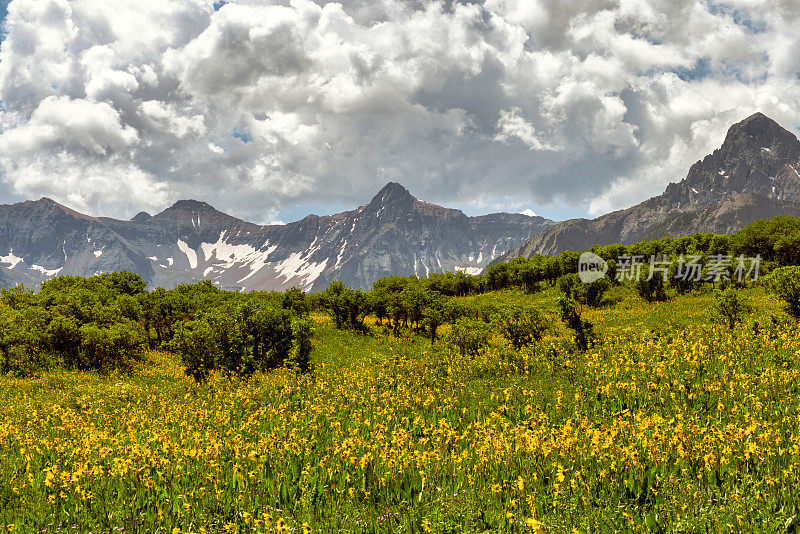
top-left (0, 183), bottom-right (555, 291)
top-left (492, 112), bottom-right (800, 264)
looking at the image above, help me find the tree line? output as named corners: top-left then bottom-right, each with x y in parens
top-left (0, 273), bottom-right (313, 379)
top-left (3, 215), bottom-right (800, 379)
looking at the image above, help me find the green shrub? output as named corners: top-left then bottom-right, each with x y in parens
top-left (711, 287), bottom-right (752, 330)
top-left (557, 297), bottom-right (595, 352)
top-left (445, 317), bottom-right (492, 357)
top-left (288, 318), bottom-right (315, 374)
top-left (173, 301), bottom-right (312, 382)
top-left (321, 281), bottom-right (370, 332)
top-left (635, 267), bottom-right (669, 302)
top-left (77, 320), bottom-right (146, 371)
top-left (763, 266), bottom-right (800, 318)
top-left (172, 319), bottom-right (218, 383)
top-left (557, 273), bottom-right (610, 307)
top-left (497, 305), bottom-right (549, 350)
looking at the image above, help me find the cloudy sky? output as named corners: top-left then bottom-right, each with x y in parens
top-left (0, 0), bottom-right (799, 224)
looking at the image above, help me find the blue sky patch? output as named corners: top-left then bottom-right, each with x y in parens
top-left (0, 0), bottom-right (9, 41)
top-left (233, 129), bottom-right (253, 144)
top-left (675, 57), bottom-right (712, 82)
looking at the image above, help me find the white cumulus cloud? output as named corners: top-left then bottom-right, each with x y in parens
top-left (0, 0), bottom-right (797, 221)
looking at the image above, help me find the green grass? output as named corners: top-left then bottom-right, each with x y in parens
top-left (1, 285), bottom-right (799, 533)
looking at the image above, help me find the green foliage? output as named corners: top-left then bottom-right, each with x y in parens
top-left (711, 287), bottom-right (752, 330)
top-left (425, 270), bottom-right (483, 296)
top-left (281, 287), bottom-right (310, 316)
top-left (730, 216), bottom-right (800, 263)
top-left (445, 317), bottom-right (492, 356)
top-left (0, 272), bottom-right (150, 373)
top-left (557, 273), bottom-right (610, 307)
top-left (0, 304), bottom-right (48, 375)
top-left (321, 281), bottom-right (370, 332)
top-left (172, 319), bottom-right (216, 383)
top-left (635, 267), bottom-right (669, 302)
top-left (557, 296), bottom-right (595, 351)
top-left (668, 260), bottom-right (702, 294)
top-left (496, 305), bottom-right (549, 350)
top-left (763, 266), bottom-right (800, 318)
top-left (0, 272), bottom-right (315, 379)
top-left (420, 292), bottom-right (446, 343)
top-left (78, 320), bottom-right (146, 372)
top-left (173, 300), bottom-right (309, 381)
top-left (288, 318), bottom-right (315, 374)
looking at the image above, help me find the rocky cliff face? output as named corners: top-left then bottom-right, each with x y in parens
top-left (0, 183), bottom-right (554, 291)
top-left (494, 113), bottom-right (800, 263)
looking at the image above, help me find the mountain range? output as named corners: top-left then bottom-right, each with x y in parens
top-left (0, 183), bottom-right (554, 291)
top-left (2, 112), bottom-right (798, 291)
top-left (492, 112), bottom-right (800, 263)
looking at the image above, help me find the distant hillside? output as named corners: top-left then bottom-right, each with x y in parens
top-left (493, 112), bottom-right (800, 263)
top-left (0, 183), bottom-right (555, 291)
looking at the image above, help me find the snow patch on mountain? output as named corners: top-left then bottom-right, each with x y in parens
top-left (335, 240), bottom-right (348, 268)
top-left (177, 240), bottom-right (197, 269)
top-left (456, 266), bottom-right (482, 276)
top-left (274, 252), bottom-right (328, 289)
top-left (200, 232), bottom-right (276, 269)
top-left (198, 232), bottom-right (279, 285)
top-left (0, 250), bottom-right (24, 269)
top-left (31, 265), bottom-right (62, 277)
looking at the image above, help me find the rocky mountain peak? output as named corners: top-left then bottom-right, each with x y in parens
top-left (0, 183), bottom-right (555, 292)
top-left (148, 199), bottom-right (246, 232)
top-left (495, 112), bottom-right (800, 261)
top-left (28, 197), bottom-right (68, 211)
top-left (21, 197), bottom-right (91, 220)
top-left (369, 182), bottom-right (415, 207)
top-left (167, 199), bottom-right (220, 213)
top-left (131, 211), bottom-right (152, 223)
top-left (153, 198), bottom-right (240, 221)
top-left (722, 112), bottom-right (800, 159)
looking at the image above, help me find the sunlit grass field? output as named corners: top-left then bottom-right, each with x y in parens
top-left (1, 286), bottom-right (799, 533)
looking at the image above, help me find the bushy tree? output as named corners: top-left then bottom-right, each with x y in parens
top-left (174, 300), bottom-right (311, 382)
top-left (368, 287), bottom-right (389, 326)
top-left (0, 271), bottom-right (317, 378)
top-left (668, 260), bottom-right (702, 294)
top-left (558, 273), bottom-right (610, 307)
top-left (321, 281), bottom-right (370, 332)
top-left (711, 287), bottom-right (752, 330)
top-left (281, 287), bottom-right (310, 316)
top-left (421, 292), bottom-right (446, 343)
top-left (730, 216), bottom-right (800, 262)
top-left (485, 263), bottom-right (511, 290)
top-left (445, 317), bottom-right (492, 357)
top-left (78, 320), bottom-right (146, 371)
top-left (0, 305), bottom-right (47, 375)
top-left (557, 297), bottom-right (595, 352)
top-left (635, 267), bottom-right (669, 302)
top-left (556, 273), bottom-right (579, 297)
top-left (288, 318), bottom-right (315, 374)
top-left (497, 305), bottom-right (549, 350)
top-left (763, 266), bottom-right (800, 318)
top-left (172, 319), bottom-right (217, 383)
